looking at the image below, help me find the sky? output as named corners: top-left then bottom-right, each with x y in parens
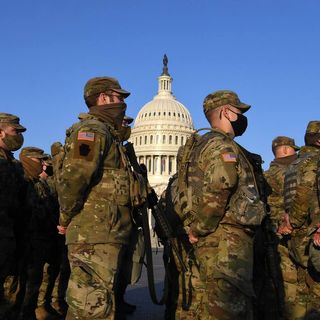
top-left (1, 0), bottom-right (319, 168)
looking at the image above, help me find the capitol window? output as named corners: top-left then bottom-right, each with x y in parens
top-left (140, 136), bottom-right (142, 145)
top-left (169, 135), bottom-right (172, 144)
top-left (150, 135), bottom-right (153, 144)
top-left (175, 136), bottom-right (178, 144)
top-left (162, 135), bottom-right (166, 144)
top-left (161, 156), bottom-right (166, 174)
top-left (144, 135), bottom-right (147, 144)
top-left (169, 156), bottom-right (174, 175)
top-left (181, 136), bottom-right (184, 145)
top-left (154, 156), bottom-right (158, 173)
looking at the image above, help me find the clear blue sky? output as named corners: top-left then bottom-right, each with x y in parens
top-left (1, 0), bottom-right (319, 167)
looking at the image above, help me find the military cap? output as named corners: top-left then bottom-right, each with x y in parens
top-left (306, 121), bottom-right (320, 134)
top-left (84, 77), bottom-right (130, 99)
top-left (20, 147), bottom-right (49, 159)
top-left (203, 90), bottom-right (250, 115)
top-left (0, 113), bottom-right (26, 132)
top-left (123, 115), bottom-right (134, 125)
top-left (272, 136), bottom-right (300, 153)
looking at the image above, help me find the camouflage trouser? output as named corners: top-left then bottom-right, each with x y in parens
top-left (66, 243), bottom-right (122, 320)
top-left (175, 259), bottom-right (205, 320)
top-left (289, 265), bottom-right (320, 320)
top-left (195, 225), bottom-right (254, 320)
top-left (278, 243), bottom-right (297, 319)
top-left (165, 235), bottom-right (205, 320)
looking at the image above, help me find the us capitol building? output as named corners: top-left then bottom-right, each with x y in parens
top-left (130, 55), bottom-right (194, 195)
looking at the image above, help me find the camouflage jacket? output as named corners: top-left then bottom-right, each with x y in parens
top-left (190, 129), bottom-right (266, 237)
top-left (25, 177), bottom-right (60, 240)
top-left (283, 146), bottom-right (320, 266)
top-left (0, 149), bottom-right (26, 238)
top-left (264, 155), bottom-right (297, 228)
top-left (57, 113), bottom-right (133, 245)
top-left (286, 146), bottom-right (320, 230)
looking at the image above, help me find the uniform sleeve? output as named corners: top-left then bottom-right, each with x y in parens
top-left (289, 162), bottom-right (317, 228)
top-left (191, 142), bottom-right (239, 236)
top-left (57, 125), bottom-right (107, 227)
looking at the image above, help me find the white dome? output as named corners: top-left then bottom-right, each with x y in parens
top-left (134, 90), bottom-right (194, 129)
top-left (130, 56), bottom-right (194, 195)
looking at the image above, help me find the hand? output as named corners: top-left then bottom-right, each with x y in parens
top-left (188, 229), bottom-right (199, 244)
top-left (314, 228), bottom-right (320, 247)
top-left (277, 213), bottom-right (293, 235)
top-left (57, 225), bottom-right (67, 235)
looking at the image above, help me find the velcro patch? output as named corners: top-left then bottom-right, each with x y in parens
top-left (77, 132), bottom-right (95, 141)
top-left (221, 152), bottom-right (237, 163)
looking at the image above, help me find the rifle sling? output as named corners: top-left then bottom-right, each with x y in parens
top-left (141, 202), bottom-right (169, 305)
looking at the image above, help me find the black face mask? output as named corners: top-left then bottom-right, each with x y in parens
top-left (228, 109), bottom-right (248, 137)
top-left (44, 165), bottom-right (53, 176)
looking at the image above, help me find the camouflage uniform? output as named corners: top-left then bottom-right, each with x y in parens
top-left (262, 136), bottom-right (299, 319)
top-left (17, 147), bottom-right (61, 319)
top-left (0, 114), bottom-right (26, 316)
top-left (187, 91), bottom-right (266, 319)
top-left (56, 77), bottom-right (136, 320)
top-left (284, 121), bottom-right (320, 319)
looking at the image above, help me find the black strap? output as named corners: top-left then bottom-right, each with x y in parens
top-left (141, 202), bottom-right (169, 305)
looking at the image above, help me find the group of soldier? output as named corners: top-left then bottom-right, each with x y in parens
top-left (1, 75), bottom-right (320, 320)
top-left (0, 115), bottom-right (70, 320)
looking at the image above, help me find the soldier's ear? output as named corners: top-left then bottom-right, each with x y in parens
top-left (0, 128), bottom-right (5, 139)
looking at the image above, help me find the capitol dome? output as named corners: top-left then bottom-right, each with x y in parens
top-left (130, 55), bottom-right (195, 194)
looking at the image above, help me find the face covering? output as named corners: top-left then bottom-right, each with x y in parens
top-left (44, 165), bottom-right (54, 176)
top-left (117, 126), bottom-right (132, 142)
top-left (228, 109), bottom-right (248, 137)
top-left (19, 154), bottom-right (43, 179)
top-left (89, 103), bottom-right (127, 129)
top-left (2, 133), bottom-right (24, 151)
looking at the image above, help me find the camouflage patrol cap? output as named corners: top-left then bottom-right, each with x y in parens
top-left (20, 147), bottom-right (49, 159)
top-left (0, 113), bottom-right (26, 132)
top-left (306, 121), bottom-right (320, 134)
top-left (203, 90), bottom-right (250, 115)
top-left (84, 77), bottom-right (130, 98)
top-left (272, 136), bottom-right (300, 153)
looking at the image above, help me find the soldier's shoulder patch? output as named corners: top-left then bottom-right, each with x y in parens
top-left (77, 131), bottom-right (95, 141)
top-left (221, 152), bottom-right (237, 163)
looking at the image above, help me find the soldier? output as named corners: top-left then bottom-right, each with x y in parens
top-left (187, 90), bottom-right (266, 319)
top-left (0, 113), bottom-right (26, 315)
top-left (279, 121), bottom-right (320, 319)
top-left (17, 147), bottom-right (61, 320)
top-left (261, 136), bottom-right (300, 319)
top-left (55, 77), bottom-right (138, 320)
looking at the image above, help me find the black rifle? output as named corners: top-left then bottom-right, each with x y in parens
top-left (124, 142), bottom-right (188, 306)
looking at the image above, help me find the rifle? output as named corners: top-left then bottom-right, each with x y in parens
top-left (124, 142), bottom-right (187, 306)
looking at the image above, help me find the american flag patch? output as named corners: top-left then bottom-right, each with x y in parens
top-left (221, 152), bottom-right (237, 163)
top-left (77, 132), bottom-right (95, 141)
